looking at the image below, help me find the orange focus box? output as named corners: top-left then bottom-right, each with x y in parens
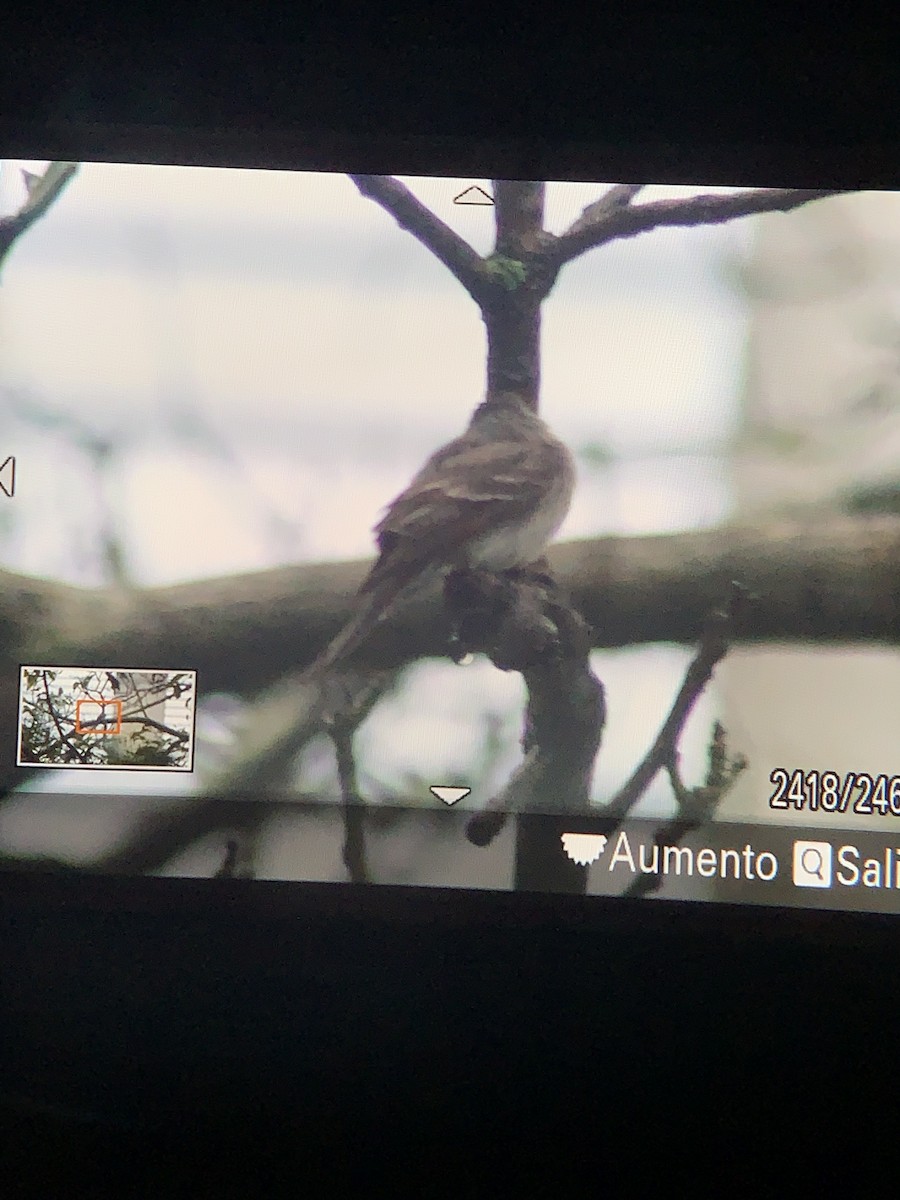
top-left (75, 698), bottom-right (122, 735)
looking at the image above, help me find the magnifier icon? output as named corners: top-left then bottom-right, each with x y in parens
top-left (801, 848), bottom-right (824, 879)
top-left (792, 840), bottom-right (832, 888)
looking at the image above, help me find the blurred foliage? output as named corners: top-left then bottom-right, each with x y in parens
top-left (736, 424), bottom-right (810, 456)
top-left (842, 483), bottom-right (900, 515)
top-left (578, 441), bottom-right (618, 470)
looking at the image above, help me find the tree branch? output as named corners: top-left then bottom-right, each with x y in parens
top-left (118, 714), bottom-right (190, 741)
top-left (550, 187), bottom-right (846, 267)
top-left (323, 669), bottom-right (399, 884)
top-left (466, 582), bottom-right (745, 849)
top-left (493, 179), bottom-right (546, 255)
top-left (349, 174), bottom-right (492, 305)
top-left (595, 584), bottom-right (746, 830)
top-left (0, 162), bottom-right (78, 274)
top-left (2, 514), bottom-right (898, 791)
top-left (482, 181), bottom-right (546, 406)
top-left (87, 669), bottom-right (398, 876)
top-left (94, 796), bottom-right (280, 876)
top-left (561, 183), bottom-right (646, 239)
top-left (38, 670), bottom-right (89, 764)
top-left (620, 725), bottom-right (747, 898)
top-left (9, 514), bottom-right (896, 686)
top-left (89, 675), bottom-right (343, 874)
top-left (445, 567), bottom-right (605, 891)
top-left (329, 715), bottom-right (368, 884)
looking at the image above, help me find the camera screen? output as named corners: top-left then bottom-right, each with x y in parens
top-left (1, 158), bottom-right (897, 913)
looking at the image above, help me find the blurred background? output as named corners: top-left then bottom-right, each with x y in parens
top-left (0, 162), bottom-right (897, 891)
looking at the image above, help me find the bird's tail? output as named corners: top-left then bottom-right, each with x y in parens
top-left (307, 570), bottom-right (417, 678)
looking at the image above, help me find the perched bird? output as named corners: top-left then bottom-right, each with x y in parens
top-left (313, 390), bottom-right (575, 674)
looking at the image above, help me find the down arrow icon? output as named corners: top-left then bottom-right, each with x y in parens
top-left (429, 785), bottom-right (472, 806)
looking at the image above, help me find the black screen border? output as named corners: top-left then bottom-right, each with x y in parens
top-left (1, 119), bottom-right (899, 189)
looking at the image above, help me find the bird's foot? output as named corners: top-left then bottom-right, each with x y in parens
top-left (444, 568), bottom-right (511, 663)
top-left (503, 557), bottom-right (557, 591)
top-left (443, 566), bottom-right (576, 671)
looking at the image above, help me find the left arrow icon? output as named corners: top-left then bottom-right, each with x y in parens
top-left (0, 457), bottom-right (15, 498)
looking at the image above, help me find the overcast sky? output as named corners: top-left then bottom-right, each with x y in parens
top-left (0, 161), bottom-right (756, 587)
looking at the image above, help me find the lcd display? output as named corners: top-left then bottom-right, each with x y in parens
top-left (0, 159), bottom-right (897, 911)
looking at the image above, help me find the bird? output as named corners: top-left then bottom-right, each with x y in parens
top-left (311, 390), bottom-right (575, 675)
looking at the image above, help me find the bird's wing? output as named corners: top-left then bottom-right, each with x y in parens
top-left (362, 431), bottom-right (571, 591)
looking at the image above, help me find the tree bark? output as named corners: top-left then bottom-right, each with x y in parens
top-left (5, 516), bottom-right (894, 828)
top-left (3, 516), bottom-right (894, 686)
top-left (484, 181), bottom-right (546, 408)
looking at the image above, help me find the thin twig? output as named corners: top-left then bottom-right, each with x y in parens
top-left (330, 717), bottom-right (367, 884)
top-left (89, 670), bottom-right (397, 876)
top-left (551, 187), bottom-right (845, 266)
top-left (118, 714), bottom-right (190, 740)
top-left (0, 162), bottom-right (78, 273)
top-left (563, 183), bottom-right (646, 237)
top-left (39, 670), bottom-right (90, 764)
top-left (595, 582), bottom-right (747, 831)
top-left (323, 669), bottom-right (399, 884)
top-left (212, 831), bottom-right (259, 880)
top-left (349, 175), bottom-right (492, 304)
top-left (214, 838), bottom-right (240, 879)
top-left (621, 722), bottom-right (748, 898)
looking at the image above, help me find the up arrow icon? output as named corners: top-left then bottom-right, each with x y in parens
top-left (0, 456), bottom-right (15, 498)
top-left (452, 185), bottom-right (494, 206)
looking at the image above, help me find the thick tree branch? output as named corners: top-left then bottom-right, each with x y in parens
top-left (493, 179), bottom-right (546, 256)
top-left (122, 715), bottom-right (189, 741)
top-left (467, 583), bottom-right (746, 849)
top-left (2, 516), bottom-right (894, 698)
top-left (482, 181), bottom-right (546, 407)
top-left (0, 162), bottom-right (78, 273)
top-left (445, 567), bottom-right (605, 891)
top-left (85, 680), bottom-right (337, 872)
top-left (74, 712), bottom-right (190, 741)
top-left (349, 174), bottom-right (492, 304)
top-left (550, 187), bottom-right (846, 267)
top-left (1, 515), bottom-right (897, 796)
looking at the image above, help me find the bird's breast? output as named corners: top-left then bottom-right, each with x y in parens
top-left (465, 481), bottom-right (572, 571)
